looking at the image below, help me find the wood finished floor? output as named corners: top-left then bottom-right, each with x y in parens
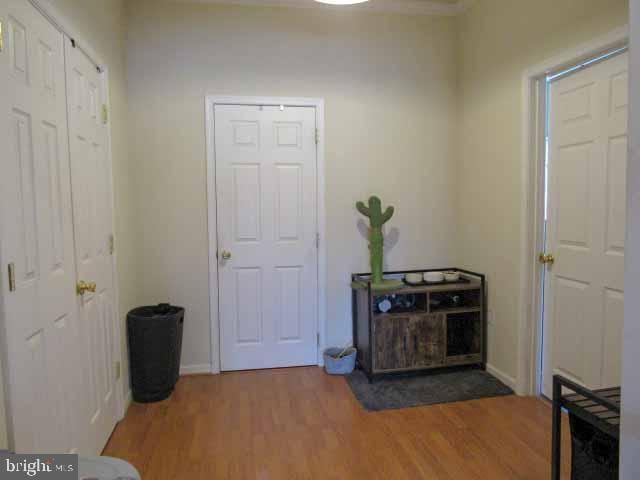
top-left (104, 367), bottom-right (571, 479)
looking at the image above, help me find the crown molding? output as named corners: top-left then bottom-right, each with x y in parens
top-left (167, 0), bottom-right (475, 16)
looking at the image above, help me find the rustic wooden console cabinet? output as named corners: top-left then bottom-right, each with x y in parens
top-left (351, 269), bottom-right (486, 381)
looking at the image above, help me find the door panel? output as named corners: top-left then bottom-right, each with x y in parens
top-left (65, 39), bottom-right (118, 455)
top-left (0, 0), bottom-right (79, 453)
top-left (555, 142), bottom-right (591, 247)
top-left (276, 266), bottom-right (303, 342)
top-left (543, 51), bottom-right (628, 397)
top-left (275, 165), bottom-right (303, 241)
top-left (602, 288), bottom-right (624, 386)
top-left (215, 104), bottom-right (318, 371)
top-left (234, 268), bottom-right (262, 345)
top-left (605, 137), bottom-right (627, 252)
top-left (233, 164), bottom-right (261, 242)
top-left (551, 277), bottom-right (591, 384)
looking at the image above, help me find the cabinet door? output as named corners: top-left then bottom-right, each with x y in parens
top-left (373, 313), bottom-right (445, 371)
top-left (373, 315), bottom-right (411, 371)
top-left (409, 313), bottom-right (445, 367)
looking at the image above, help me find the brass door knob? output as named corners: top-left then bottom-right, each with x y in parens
top-left (77, 280), bottom-right (97, 296)
top-left (538, 253), bottom-right (555, 266)
top-left (220, 250), bottom-right (232, 261)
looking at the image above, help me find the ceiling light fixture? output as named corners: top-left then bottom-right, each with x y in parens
top-left (314, 0), bottom-right (370, 5)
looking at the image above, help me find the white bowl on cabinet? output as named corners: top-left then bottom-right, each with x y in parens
top-left (444, 271), bottom-right (460, 282)
top-left (405, 273), bottom-right (423, 284)
top-left (424, 271), bottom-right (444, 283)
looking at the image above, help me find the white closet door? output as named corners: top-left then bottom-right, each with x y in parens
top-left (215, 104), bottom-right (319, 371)
top-left (64, 40), bottom-right (118, 455)
top-left (0, 0), bottom-right (80, 453)
top-left (542, 51), bottom-right (628, 398)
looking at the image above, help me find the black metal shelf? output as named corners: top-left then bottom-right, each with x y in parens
top-left (552, 374), bottom-right (620, 480)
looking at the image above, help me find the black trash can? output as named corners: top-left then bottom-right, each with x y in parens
top-left (127, 304), bottom-right (184, 403)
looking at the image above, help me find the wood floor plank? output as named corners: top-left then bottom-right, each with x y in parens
top-left (104, 367), bottom-right (572, 479)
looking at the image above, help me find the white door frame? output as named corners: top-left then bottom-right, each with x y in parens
top-left (0, 0), bottom-right (126, 421)
top-left (205, 96), bottom-right (327, 374)
top-left (517, 26), bottom-right (629, 396)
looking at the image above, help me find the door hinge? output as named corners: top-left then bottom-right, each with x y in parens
top-left (7, 263), bottom-right (16, 292)
top-left (0, 21), bottom-right (4, 53)
top-left (108, 234), bottom-right (115, 255)
top-left (315, 128), bottom-right (319, 145)
top-left (316, 233), bottom-right (320, 249)
top-left (115, 361), bottom-right (121, 380)
top-left (317, 333), bottom-right (320, 347)
top-left (101, 104), bottom-right (108, 124)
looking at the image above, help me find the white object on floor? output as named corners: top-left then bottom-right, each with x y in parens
top-left (78, 456), bottom-right (140, 480)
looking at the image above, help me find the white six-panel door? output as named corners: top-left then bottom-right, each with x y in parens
top-left (215, 104), bottom-right (319, 371)
top-left (64, 39), bottom-right (118, 455)
top-left (542, 51), bottom-right (628, 398)
top-left (0, 0), bottom-right (81, 453)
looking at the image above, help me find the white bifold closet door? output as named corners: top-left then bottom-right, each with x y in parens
top-left (0, 0), bottom-right (119, 454)
top-left (0, 0), bottom-right (81, 453)
top-left (65, 38), bottom-right (119, 456)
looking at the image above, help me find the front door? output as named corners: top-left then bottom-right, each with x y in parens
top-left (214, 104), bottom-right (319, 371)
top-left (542, 51), bottom-right (628, 398)
top-left (65, 39), bottom-right (118, 454)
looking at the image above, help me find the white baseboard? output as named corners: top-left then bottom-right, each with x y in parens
top-left (486, 363), bottom-right (517, 391)
top-left (120, 389), bottom-right (132, 419)
top-left (180, 364), bottom-right (212, 375)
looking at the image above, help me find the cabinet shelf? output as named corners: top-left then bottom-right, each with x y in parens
top-left (432, 306), bottom-right (481, 315)
top-left (376, 306), bottom-right (481, 317)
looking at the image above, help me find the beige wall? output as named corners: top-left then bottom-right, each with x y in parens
top-left (126, 1), bottom-right (458, 368)
top-left (47, 0), bottom-right (136, 391)
top-left (456, 0), bottom-right (629, 384)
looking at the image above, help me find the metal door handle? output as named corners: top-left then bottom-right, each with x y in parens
top-left (220, 250), bottom-right (232, 261)
top-left (539, 253), bottom-right (555, 266)
top-left (7, 263), bottom-right (16, 292)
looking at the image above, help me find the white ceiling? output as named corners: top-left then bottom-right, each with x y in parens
top-left (168, 0), bottom-right (475, 16)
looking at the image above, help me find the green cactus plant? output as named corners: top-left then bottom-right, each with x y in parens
top-left (355, 196), bottom-right (402, 291)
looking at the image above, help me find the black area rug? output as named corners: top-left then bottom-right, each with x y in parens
top-left (346, 369), bottom-right (514, 411)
